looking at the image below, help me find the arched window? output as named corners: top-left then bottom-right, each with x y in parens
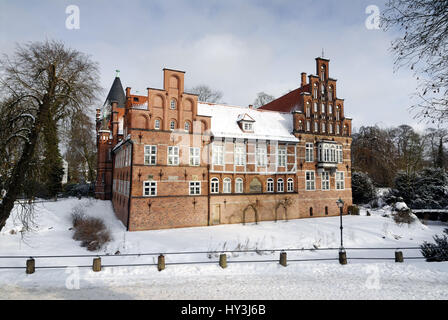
top-left (223, 178), bottom-right (231, 193)
top-left (313, 83), bottom-right (318, 98)
top-left (277, 179), bottom-right (284, 192)
top-left (287, 178), bottom-right (294, 192)
top-left (154, 119), bottom-right (161, 130)
top-left (267, 178), bottom-right (274, 193)
top-left (329, 104), bottom-right (333, 114)
top-left (306, 102), bottom-right (311, 117)
top-left (170, 99), bottom-right (177, 110)
top-left (210, 178), bottom-right (219, 193)
top-left (235, 178), bottom-right (243, 193)
top-left (170, 120), bottom-right (176, 131)
top-left (306, 120), bottom-right (311, 132)
top-left (321, 122), bottom-right (326, 133)
top-left (328, 86), bottom-right (333, 100)
top-left (314, 121), bottom-right (318, 132)
top-left (320, 65), bottom-right (325, 81)
top-left (184, 121), bottom-right (190, 132)
top-left (329, 123), bottom-right (334, 134)
top-left (321, 103), bottom-right (326, 113)
top-left (314, 102), bottom-right (318, 113)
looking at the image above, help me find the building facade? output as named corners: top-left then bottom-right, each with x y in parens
top-left (95, 57), bottom-right (353, 231)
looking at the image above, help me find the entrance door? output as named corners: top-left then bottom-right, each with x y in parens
top-left (212, 204), bottom-right (221, 225)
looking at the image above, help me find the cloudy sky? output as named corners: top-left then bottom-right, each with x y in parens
top-left (0, 0), bottom-right (428, 131)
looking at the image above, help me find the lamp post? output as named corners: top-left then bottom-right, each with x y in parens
top-left (336, 197), bottom-right (347, 265)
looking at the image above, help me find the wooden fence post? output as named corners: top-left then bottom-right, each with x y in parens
top-left (92, 257), bottom-right (101, 272)
top-left (339, 251), bottom-right (347, 265)
top-left (26, 258), bottom-right (35, 274)
top-left (158, 254), bottom-right (165, 271)
top-left (219, 254), bottom-right (227, 269)
top-left (395, 251), bottom-right (404, 263)
top-left (279, 252), bottom-right (287, 267)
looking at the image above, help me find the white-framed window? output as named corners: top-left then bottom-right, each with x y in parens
top-left (321, 122), bottom-right (326, 133)
top-left (336, 171), bottom-right (345, 190)
top-left (235, 178), bottom-right (243, 193)
top-left (305, 143), bottom-right (314, 162)
top-left (336, 124), bottom-right (340, 135)
top-left (287, 178), bottom-right (294, 192)
top-left (306, 104), bottom-right (311, 117)
top-left (329, 104), bottom-right (333, 114)
top-left (143, 181), bottom-right (157, 196)
top-left (314, 102), bottom-right (318, 113)
top-left (278, 148), bottom-right (287, 167)
top-left (243, 122), bottom-right (253, 131)
top-left (223, 178), bottom-right (231, 193)
top-left (189, 181), bottom-right (201, 195)
top-left (313, 83), bottom-right (318, 98)
top-left (184, 121), bottom-right (190, 132)
top-left (321, 103), bottom-right (325, 113)
top-left (329, 124), bottom-right (334, 134)
top-left (189, 147), bottom-right (200, 166)
top-left (170, 99), bottom-right (176, 110)
top-left (277, 179), bottom-right (284, 192)
top-left (256, 145), bottom-right (267, 166)
top-left (305, 171), bottom-right (315, 191)
top-left (267, 178), bottom-right (274, 192)
top-left (144, 145), bottom-right (157, 165)
top-left (234, 145), bottom-right (246, 166)
top-left (154, 119), bottom-right (161, 130)
top-left (210, 178), bottom-right (219, 193)
top-left (170, 120), bottom-right (176, 131)
top-left (328, 86), bottom-right (333, 100)
top-left (212, 144), bottom-right (224, 165)
top-left (306, 120), bottom-right (311, 132)
top-left (167, 146), bottom-right (179, 165)
top-left (337, 145), bottom-right (343, 163)
top-left (314, 121), bottom-right (318, 132)
top-left (321, 171), bottom-right (330, 190)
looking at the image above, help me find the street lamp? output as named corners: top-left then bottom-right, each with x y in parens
top-left (336, 197), bottom-right (347, 265)
top-left (336, 197), bottom-right (345, 250)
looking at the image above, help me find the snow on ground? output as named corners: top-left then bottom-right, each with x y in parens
top-left (0, 198), bottom-right (447, 299)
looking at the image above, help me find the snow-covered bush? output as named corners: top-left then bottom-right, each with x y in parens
top-left (71, 205), bottom-right (111, 251)
top-left (392, 202), bottom-right (416, 224)
top-left (421, 229), bottom-right (448, 262)
top-left (351, 172), bottom-right (376, 204)
top-left (391, 168), bottom-right (448, 209)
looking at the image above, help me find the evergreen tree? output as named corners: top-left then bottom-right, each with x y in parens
top-left (435, 137), bottom-right (446, 169)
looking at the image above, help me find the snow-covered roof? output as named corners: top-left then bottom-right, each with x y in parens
top-left (197, 103), bottom-right (298, 142)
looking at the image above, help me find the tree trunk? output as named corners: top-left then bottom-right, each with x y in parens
top-left (0, 65), bottom-right (55, 232)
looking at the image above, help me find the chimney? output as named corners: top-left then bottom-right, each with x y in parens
top-left (301, 72), bottom-right (307, 87)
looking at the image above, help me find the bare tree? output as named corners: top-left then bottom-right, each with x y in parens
top-left (0, 40), bottom-right (100, 231)
top-left (253, 92), bottom-right (275, 108)
top-left (189, 85), bottom-right (223, 103)
top-left (382, 0), bottom-right (448, 122)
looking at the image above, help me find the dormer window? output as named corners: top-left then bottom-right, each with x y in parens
top-left (237, 113), bottom-right (255, 132)
top-left (243, 122), bottom-right (253, 131)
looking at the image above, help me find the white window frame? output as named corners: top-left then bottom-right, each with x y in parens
top-left (223, 178), bottom-right (231, 193)
top-left (170, 120), bottom-right (176, 131)
top-left (235, 178), bottom-right (243, 193)
top-left (305, 171), bottom-right (315, 191)
top-left (154, 119), bottom-right (161, 130)
top-left (144, 145), bottom-right (157, 165)
top-left (305, 143), bottom-right (314, 162)
top-left (143, 181), bottom-right (157, 197)
top-left (278, 148), bottom-right (287, 167)
top-left (277, 178), bottom-right (284, 193)
top-left (256, 145), bottom-right (267, 166)
top-left (184, 121), bottom-right (190, 132)
top-left (189, 181), bottom-right (201, 195)
top-left (189, 147), bottom-right (200, 166)
top-left (170, 99), bottom-right (176, 110)
top-left (234, 145), bottom-right (246, 166)
top-left (336, 171), bottom-right (345, 190)
top-left (267, 178), bottom-right (274, 193)
top-left (167, 146), bottom-right (179, 165)
top-left (243, 122), bottom-right (253, 131)
top-left (287, 178), bottom-right (294, 192)
top-left (212, 144), bottom-right (224, 165)
top-left (321, 171), bottom-right (330, 190)
top-left (210, 178), bottom-right (219, 193)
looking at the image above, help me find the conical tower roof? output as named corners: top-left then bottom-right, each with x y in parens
top-left (104, 73), bottom-right (126, 108)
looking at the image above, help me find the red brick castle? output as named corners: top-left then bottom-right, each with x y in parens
top-left (95, 57), bottom-right (353, 231)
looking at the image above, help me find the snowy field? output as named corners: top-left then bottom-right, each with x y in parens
top-left (0, 198), bottom-right (447, 299)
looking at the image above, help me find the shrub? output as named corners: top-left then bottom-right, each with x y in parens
top-left (348, 205), bottom-right (360, 215)
top-left (71, 208), bottom-right (111, 251)
top-left (352, 172), bottom-right (376, 204)
top-left (421, 229), bottom-right (448, 262)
